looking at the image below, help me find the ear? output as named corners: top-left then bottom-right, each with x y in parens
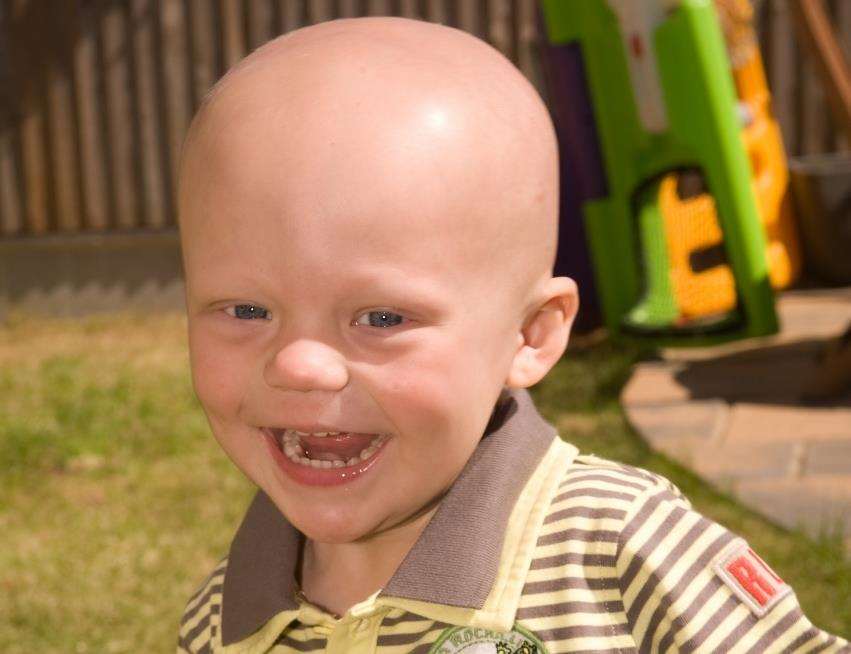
top-left (506, 277), bottom-right (579, 388)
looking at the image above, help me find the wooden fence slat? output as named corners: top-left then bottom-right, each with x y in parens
top-left (73, 4), bottom-right (109, 231)
top-left (457, 0), bottom-right (482, 37)
top-left (307, 0), bottom-right (333, 24)
top-left (337, 0), bottom-right (361, 18)
top-left (397, 0), bottom-right (421, 19)
top-left (0, 2), bottom-right (22, 236)
top-left (132, 0), bottom-right (166, 229)
top-left (479, 0), bottom-right (490, 41)
top-left (278, 0), bottom-right (306, 33)
top-left (247, 0), bottom-right (275, 49)
top-left (19, 100), bottom-right (49, 234)
top-left (102, 1), bottom-right (139, 230)
top-left (187, 0), bottom-right (217, 108)
top-left (221, 0), bottom-right (247, 68)
top-left (755, 0), bottom-right (769, 65)
top-left (423, 0), bottom-right (447, 24)
top-left (11, 0), bottom-right (50, 235)
top-left (768, 0), bottom-right (799, 156)
top-left (0, 130), bottom-right (22, 235)
top-left (516, 0), bottom-right (538, 84)
top-left (367, 0), bottom-right (392, 16)
top-left (834, 0), bottom-right (851, 151)
top-left (42, 2), bottom-right (82, 232)
top-left (488, 0), bottom-right (513, 60)
top-left (160, 0), bottom-right (191, 224)
top-left (46, 66), bottom-right (82, 232)
top-left (801, 59), bottom-right (830, 155)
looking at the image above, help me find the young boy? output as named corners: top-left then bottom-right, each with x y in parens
top-left (176, 16), bottom-right (848, 654)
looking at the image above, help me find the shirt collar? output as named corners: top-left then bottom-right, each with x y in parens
top-left (221, 388), bottom-right (558, 646)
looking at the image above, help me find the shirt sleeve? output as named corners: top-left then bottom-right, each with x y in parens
top-left (615, 485), bottom-right (849, 653)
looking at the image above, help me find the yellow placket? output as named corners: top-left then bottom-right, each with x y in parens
top-left (296, 590), bottom-right (387, 654)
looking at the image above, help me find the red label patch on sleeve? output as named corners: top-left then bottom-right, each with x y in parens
top-left (713, 540), bottom-right (791, 617)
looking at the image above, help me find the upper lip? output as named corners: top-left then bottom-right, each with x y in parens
top-left (262, 426), bottom-right (381, 435)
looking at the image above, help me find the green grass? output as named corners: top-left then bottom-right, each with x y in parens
top-left (0, 312), bottom-right (848, 652)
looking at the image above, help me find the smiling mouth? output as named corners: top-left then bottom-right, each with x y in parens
top-left (264, 428), bottom-right (390, 469)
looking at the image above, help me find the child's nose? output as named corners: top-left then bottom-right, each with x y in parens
top-left (264, 339), bottom-right (349, 392)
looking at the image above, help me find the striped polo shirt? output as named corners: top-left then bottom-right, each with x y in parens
top-left (178, 389), bottom-right (848, 653)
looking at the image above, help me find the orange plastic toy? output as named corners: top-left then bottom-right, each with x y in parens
top-left (659, 0), bottom-right (801, 320)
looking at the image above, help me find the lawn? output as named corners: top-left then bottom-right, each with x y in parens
top-left (0, 311), bottom-right (848, 652)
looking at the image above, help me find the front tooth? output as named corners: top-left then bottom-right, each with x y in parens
top-left (295, 430), bottom-right (311, 436)
top-left (284, 443), bottom-right (303, 458)
top-left (313, 432), bottom-right (328, 437)
top-left (332, 460), bottom-right (345, 468)
top-left (346, 457), bottom-right (359, 466)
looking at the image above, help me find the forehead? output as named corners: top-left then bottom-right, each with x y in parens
top-left (179, 157), bottom-right (505, 319)
top-left (180, 98), bottom-right (511, 294)
top-left (182, 70), bottom-right (498, 215)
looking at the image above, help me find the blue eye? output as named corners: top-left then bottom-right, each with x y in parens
top-left (354, 310), bottom-right (404, 328)
top-left (226, 304), bottom-right (271, 320)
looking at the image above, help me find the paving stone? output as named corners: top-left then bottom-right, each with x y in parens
top-left (777, 291), bottom-right (851, 340)
top-left (622, 400), bottom-right (728, 465)
top-left (620, 363), bottom-right (689, 406)
top-left (804, 439), bottom-right (851, 475)
top-left (691, 440), bottom-right (800, 485)
top-left (725, 403), bottom-right (851, 443)
top-left (622, 287), bottom-right (851, 549)
top-left (735, 476), bottom-right (851, 539)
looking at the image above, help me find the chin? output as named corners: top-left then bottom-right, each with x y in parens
top-left (272, 495), bottom-right (380, 543)
top-left (297, 516), bottom-right (377, 544)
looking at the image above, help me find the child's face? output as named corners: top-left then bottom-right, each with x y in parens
top-left (179, 17), bottom-right (568, 546)
top-left (182, 92), bottom-right (527, 546)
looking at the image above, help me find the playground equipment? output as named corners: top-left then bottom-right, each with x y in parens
top-left (541, 0), bottom-right (800, 343)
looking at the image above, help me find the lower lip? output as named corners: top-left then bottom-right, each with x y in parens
top-left (262, 431), bottom-right (388, 487)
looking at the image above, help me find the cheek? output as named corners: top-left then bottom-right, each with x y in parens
top-left (373, 337), bottom-right (488, 462)
top-left (188, 325), bottom-right (248, 421)
top-left (188, 327), bottom-right (266, 478)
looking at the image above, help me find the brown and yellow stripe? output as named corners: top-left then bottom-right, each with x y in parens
top-left (178, 558), bottom-right (226, 653)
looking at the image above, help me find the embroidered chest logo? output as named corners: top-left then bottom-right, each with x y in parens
top-left (714, 540), bottom-right (791, 617)
top-left (429, 624), bottom-right (548, 654)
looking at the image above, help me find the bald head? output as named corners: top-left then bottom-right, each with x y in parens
top-left (179, 17), bottom-right (559, 301)
top-left (179, 19), bottom-right (578, 521)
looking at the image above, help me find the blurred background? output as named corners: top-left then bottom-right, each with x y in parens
top-left (1, 1), bottom-right (850, 652)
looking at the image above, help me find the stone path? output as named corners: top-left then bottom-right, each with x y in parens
top-left (621, 287), bottom-right (851, 548)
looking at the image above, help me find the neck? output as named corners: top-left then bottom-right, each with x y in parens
top-left (298, 504), bottom-right (439, 617)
